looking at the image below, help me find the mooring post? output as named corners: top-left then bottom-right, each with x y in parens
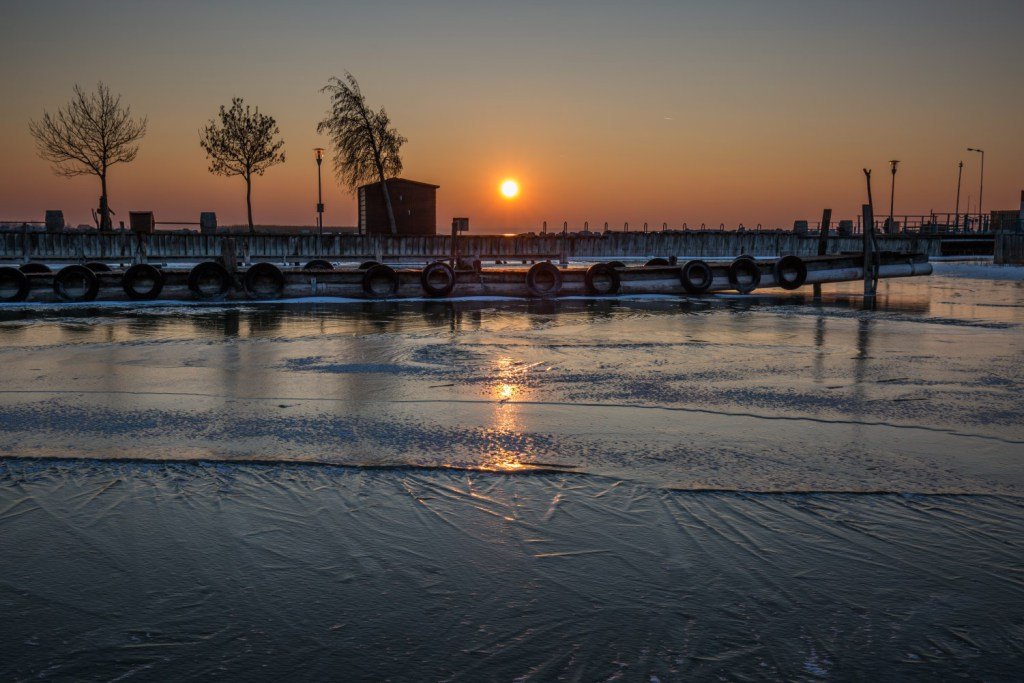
top-left (450, 219), bottom-right (458, 266)
top-left (220, 237), bottom-right (237, 274)
top-left (134, 233), bottom-right (148, 265)
top-left (20, 223), bottom-right (30, 263)
top-left (560, 221), bottom-right (568, 266)
top-left (813, 208), bottom-right (832, 299)
top-left (862, 203), bottom-right (876, 298)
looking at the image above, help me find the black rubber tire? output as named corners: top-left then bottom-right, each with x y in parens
top-left (645, 257), bottom-right (670, 267)
top-left (362, 264), bottom-right (400, 297)
top-left (84, 261), bottom-right (111, 273)
top-left (607, 261), bottom-right (626, 269)
top-left (121, 264), bottom-right (165, 300)
top-left (526, 262), bottom-right (563, 298)
top-left (772, 255), bottom-right (808, 290)
top-left (728, 257), bottom-right (761, 294)
top-left (420, 261), bottom-right (456, 297)
top-left (188, 261), bottom-right (233, 300)
top-left (19, 262), bottom-right (50, 274)
top-left (680, 260), bottom-right (714, 294)
top-left (244, 262), bottom-right (286, 299)
top-left (0, 266), bottom-right (30, 302)
top-left (303, 259), bottom-right (333, 271)
top-left (358, 261), bottom-right (380, 270)
top-left (584, 263), bottom-right (621, 295)
top-left (737, 253), bottom-right (754, 261)
top-left (53, 264), bottom-right (99, 302)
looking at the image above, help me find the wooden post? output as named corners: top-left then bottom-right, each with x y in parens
top-left (220, 237), bottom-right (237, 274)
top-left (134, 233), bottom-right (148, 265)
top-left (450, 219), bottom-right (458, 266)
top-left (862, 203), bottom-right (876, 298)
top-left (813, 208), bottom-right (832, 299)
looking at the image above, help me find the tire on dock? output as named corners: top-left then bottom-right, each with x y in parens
top-left (607, 261), bottom-right (626, 269)
top-left (244, 263), bottom-right (286, 299)
top-left (53, 264), bottom-right (99, 302)
top-left (0, 266), bottom-right (30, 302)
top-left (19, 262), bottom-right (50, 274)
top-left (584, 263), bottom-right (621, 295)
top-left (728, 257), bottom-right (761, 294)
top-left (122, 264), bottom-right (165, 301)
top-left (680, 260), bottom-right (714, 294)
top-left (420, 261), bottom-right (456, 298)
top-left (188, 261), bottom-right (233, 300)
top-left (526, 262), bottom-right (563, 298)
top-left (84, 262), bottom-right (111, 273)
top-left (303, 259), bottom-right (333, 271)
top-left (362, 264), bottom-right (400, 298)
top-left (772, 255), bottom-right (807, 290)
top-left (645, 257), bottom-right (670, 267)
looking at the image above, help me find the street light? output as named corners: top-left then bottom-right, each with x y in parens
top-left (314, 147), bottom-right (325, 238)
top-left (888, 160), bottom-right (900, 234)
top-left (967, 148), bottom-right (984, 232)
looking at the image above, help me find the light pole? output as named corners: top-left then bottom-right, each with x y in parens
top-left (967, 147), bottom-right (984, 232)
top-left (314, 147), bottom-right (325, 238)
top-left (954, 161), bottom-right (963, 231)
top-left (887, 160), bottom-right (899, 234)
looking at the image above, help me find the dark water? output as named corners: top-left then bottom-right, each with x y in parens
top-left (1, 267), bottom-right (1022, 679)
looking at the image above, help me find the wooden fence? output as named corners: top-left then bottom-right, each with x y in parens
top-left (0, 230), bottom-right (945, 263)
top-left (994, 233), bottom-right (1024, 265)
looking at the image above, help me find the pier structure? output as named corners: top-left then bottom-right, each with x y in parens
top-left (0, 230), bottom-right (933, 303)
top-left (0, 229), bottom-right (987, 266)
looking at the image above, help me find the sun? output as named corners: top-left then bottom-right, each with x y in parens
top-left (500, 179), bottom-right (520, 199)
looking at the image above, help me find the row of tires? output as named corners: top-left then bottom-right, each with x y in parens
top-left (0, 260), bottom-right (454, 302)
top-left (562, 255), bottom-right (807, 297)
top-left (0, 255), bottom-right (809, 303)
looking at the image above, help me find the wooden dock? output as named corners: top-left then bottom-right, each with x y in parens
top-left (0, 229), bottom-right (985, 265)
top-left (0, 251), bottom-right (932, 304)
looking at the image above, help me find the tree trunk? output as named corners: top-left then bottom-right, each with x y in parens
top-left (379, 175), bottom-right (398, 236)
top-left (245, 175), bottom-right (254, 235)
top-left (99, 173), bottom-right (111, 231)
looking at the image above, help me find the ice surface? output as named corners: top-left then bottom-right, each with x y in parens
top-left (1, 459), bottom-right (1021, 680)
top-left (1, 269), bottom-right (1022, 678)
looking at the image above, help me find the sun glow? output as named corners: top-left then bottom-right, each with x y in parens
top-left (500, 179), bottom-right (520, 198)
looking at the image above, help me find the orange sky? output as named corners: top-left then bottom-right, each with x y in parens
top-left (2, 1), bottom-right (1022, 232)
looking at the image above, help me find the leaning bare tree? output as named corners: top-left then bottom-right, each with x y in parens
top-left (317, 73), bottom-right (406, 235)
top-left (199, 98), bottom-right (286, 234)
top-left (29, 82), bottom-right (147, 231)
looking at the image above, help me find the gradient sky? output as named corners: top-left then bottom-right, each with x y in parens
top-left (2, 0), bottom-right (1022, 231)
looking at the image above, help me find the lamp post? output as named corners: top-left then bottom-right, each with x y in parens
top-left (967, 147), bottom-right (984, 232)
top-left (314, 148), bottom-right (325, 238)
top-left (887, 160), bottom-right (900, 234)
top-left (954, 161), bottom-right (963, 231)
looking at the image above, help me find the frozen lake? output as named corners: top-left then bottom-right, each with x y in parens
top-left (1, 262), bottom-right (1022, 679)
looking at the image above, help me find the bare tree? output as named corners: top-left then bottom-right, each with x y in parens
top-left (29, 82), bottom-right (147, 231)
top-left (199, 98), bottom-right (286, 234)
top-left (317, 73), bottom-right (406, 235)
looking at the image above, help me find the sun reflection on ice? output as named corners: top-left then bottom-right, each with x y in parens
top-left (482, 356), bottom-right (534, 472)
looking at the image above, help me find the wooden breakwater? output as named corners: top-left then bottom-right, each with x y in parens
top-left (994, 233), bottom-right (1024, 265)
top-left (0, 230), bottom-right (948, 264)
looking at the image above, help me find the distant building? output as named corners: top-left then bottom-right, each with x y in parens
top-left (358, 178), bottom-right (439, 235)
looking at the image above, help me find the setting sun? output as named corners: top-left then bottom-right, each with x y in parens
top-left (500, 179), bottom-right (519, 198)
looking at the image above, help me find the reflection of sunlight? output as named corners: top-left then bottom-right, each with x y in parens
top-left (482, 356), bottom-right (534, 471)
top-left (497, 382), bottom-right (516, 401)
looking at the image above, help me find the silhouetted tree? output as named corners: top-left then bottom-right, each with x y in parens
top-left (29, 83), bottom-right (147, 231)
top-left (199, 98), bottom-right (286, 234)
top-left (318, 73), bottom-right (406, 235)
